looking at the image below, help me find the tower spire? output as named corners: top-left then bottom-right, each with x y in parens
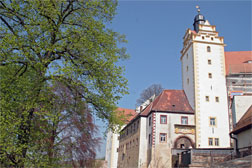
top-left (196, 5), bottom-right (200, 14)
top-left (193, 6), bottom-right (205, 32)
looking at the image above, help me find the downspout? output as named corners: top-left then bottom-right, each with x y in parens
top-left (229, 132), bottom-right (240, 157)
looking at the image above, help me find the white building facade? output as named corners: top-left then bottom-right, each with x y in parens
top-left (180, 10), bottom-right (230, 148)
top-left (117, 90), bottom-right (195, 168)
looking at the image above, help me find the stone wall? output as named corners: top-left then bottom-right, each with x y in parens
top-left (176, 148), bottom-right (233, 167)
top-left (117, 118), bottom-right (141, 168)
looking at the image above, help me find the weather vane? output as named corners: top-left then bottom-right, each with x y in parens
top-left (196, 5), bottom-right (200, 14)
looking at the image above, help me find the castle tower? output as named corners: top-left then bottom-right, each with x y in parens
top-left (180, 7), bottom-right (230, 148)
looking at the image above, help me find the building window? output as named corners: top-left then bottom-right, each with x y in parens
top-left (211, 37), bottom-right (214, 41)
top-left (186, 66), bottom-right (189, 72)
top-left (208, 59), bottom-right (211, 65)
top-left (205, 96), bottom-right (209, 102)
top-left (181, 116), bottom-right (188, 125)
top-left (149, 134), bottom-right (152, 145)
top-left (186, 54), bottom-right (188, 59)
top-left (209, 138), bottom-right (213, 146)
top-left (160, 115), bottom-right (167, 124)
top-left (160, 133), bottom-right (166, 142)
top-left (149, 117), bottom-right (152, 126)
top-left (215, 138), bottom-right (219, 146)
top-left (210, 117), bottom-right (216, 126)
top-left (208, 73), bottom-right (212, 78)
top-left (202, 36), bottom-right (205, 40)
top-left (215, 96), bottom-right (219, 102)
top-left (187, 78), bottom-right (189, 84)
top-left (207, 46), bottom-right (211, 52)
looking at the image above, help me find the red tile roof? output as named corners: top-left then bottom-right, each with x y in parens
top-left (116, 107), bottom-right (137, 123)
top-left (140, 90), bottom-right (194, 116)
top-left (231, 105), bottom-right (252, 134)
top-left (225, 51), bottom-right (252, 75)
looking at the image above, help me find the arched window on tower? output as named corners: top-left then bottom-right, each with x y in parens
top-left (207, 46), bottom-right (211, 52)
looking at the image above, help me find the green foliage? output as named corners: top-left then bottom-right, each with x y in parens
top-left (0, 0), bottom-right (128, 166)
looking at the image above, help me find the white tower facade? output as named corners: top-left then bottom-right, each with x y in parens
top-left (180, 10), bottom-right (230, 148)
top-left (105, 130), bottom-right (119, 168)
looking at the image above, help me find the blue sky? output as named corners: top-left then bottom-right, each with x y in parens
top-left (96, 0), bottom-right (251, 158)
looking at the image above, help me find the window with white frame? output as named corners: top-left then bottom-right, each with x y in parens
top-left (210, 117), bottom-right (216, 126)
top-left (181, 116), bottom-right (188, 125)
top-left (208, 138), bottom-right (213, 146)
top-left (215, 138), bottom-right (219, 146)
top-left (207, 46), bottom-right (211, 52)
top-left (160, 133), bottom-right (166, 142)
top-left (160, 115), bottom-right (167, 124)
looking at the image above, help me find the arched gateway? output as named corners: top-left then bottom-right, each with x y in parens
top-left (174, 136), bottom-right (194, 149)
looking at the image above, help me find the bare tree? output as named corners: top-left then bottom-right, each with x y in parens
top-left (136, 84), bottom-right (164, 106)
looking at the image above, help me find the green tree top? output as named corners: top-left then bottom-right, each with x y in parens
top-left (0, 0), bottom-right (128, 122)
top-left (0, 0), bottom-right (128, 166)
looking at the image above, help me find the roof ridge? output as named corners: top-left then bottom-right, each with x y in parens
top-left (149, 101), bottom-right (153, 114)
top-left (152, 90), bottom-right (164, 110)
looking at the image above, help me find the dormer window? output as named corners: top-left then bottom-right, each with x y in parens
top-left (244, 60), bottom-right (252, 63)
top-left (207, 46), bottom-right (211, 52)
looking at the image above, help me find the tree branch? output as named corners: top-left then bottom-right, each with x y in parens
top-left (0, 16), bottom-right (17, 36)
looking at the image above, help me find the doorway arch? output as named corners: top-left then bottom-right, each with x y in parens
top-left (174, 136), bottom-right (194, 149)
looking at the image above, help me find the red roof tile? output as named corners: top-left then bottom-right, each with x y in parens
top-left (116, 107), bottom-right (137, 123)
top-left (140, 90), bottom-right (194, 116)
top-left (225, 51), bottom-right (252, 75)
top-left (231, 105), bottom-right (252, 134)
